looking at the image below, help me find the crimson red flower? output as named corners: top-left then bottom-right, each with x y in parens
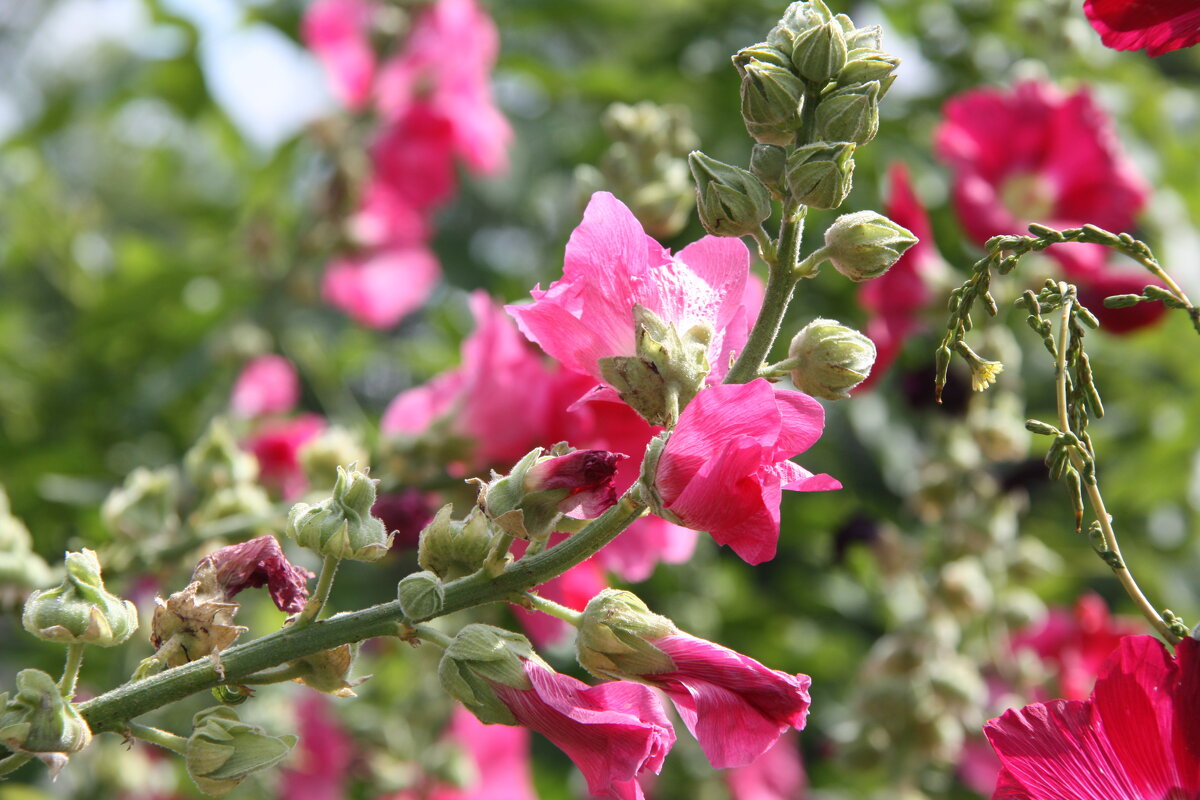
top-left (985, 634), bottom-right (1200, 799)
top-left (1084, 0), bottom-right (1200, 57)
top-left (245, 413), bottom-right (325, 500)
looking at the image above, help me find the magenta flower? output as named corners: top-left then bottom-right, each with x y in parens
top-left (935, 81), bottom-right (1148, 279)
top-left (1084, 0), bottom-right (1200, 56)
top-left (278, 695), bottom-right (354, 800)
top-left (491, 661), bottom-right (675, 799)
top-left (651, 380), bottom-right (840, 565)
top-left (985, 634), bottom-right (1200, 799)
top-left (245, 414), bottom-right (325, 500)
top-left (230, 355), bottom-right (299, 419)
top-left (321, 246), bottom-right (440, 330)
top-left (508, 191), bottom-right (756, 391)
top-left (195, 535), bottom-right (313, 614)
top-left (301, 0), bottom-right (377, 109)
top-left (725, 731), bottom-right (807, 800)
top-left (525, 449), bottom-right (627, 519)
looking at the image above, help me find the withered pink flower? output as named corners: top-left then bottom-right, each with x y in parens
top-left (195, 535), bottom-right (313, 614)
top-left (651, 380), bottom-right (840, 565)
top-left (245, 414), bottom-right (326, 500)
top-left (526, 449), bottom-right (627, 519)
top-left (491, 661), bottom-right (675, 799)
top-left (1084, 0), bottom-right (1200, 57)
top-left (507, 191), bottom-right (756, 390)
top-left (321, 246), bottom-right (440, 330)
top-left (301, 0), bottom-right (377, 109)
top-left (985, 635), bottom-right (1200, 799)
top-left (230, 355), bottom-right (299, 418)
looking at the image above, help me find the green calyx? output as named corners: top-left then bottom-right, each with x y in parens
top-left (438, 625), bottom-right (537, 726)
top-left (787, 318), bottom-right (877, 401)
top-left (417, 505), bottom-right (494, 580)
top-left (0, 669), bottom-right (93, 775)
top-left (22, 549), bottom-right (138, 647)
top-left (577, 589), bottom-right (678, 681)
top-left (186, 706), bottom-right (297, 797)
top-left (286, 464), bottom-right (394, 562)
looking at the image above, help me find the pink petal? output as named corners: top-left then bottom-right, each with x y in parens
top-left (302, 0), bottom-right (376, 109)
top-left (230, 355), bottom-right (299, 418)
top-left (322, 246), bottom-right (440, 329)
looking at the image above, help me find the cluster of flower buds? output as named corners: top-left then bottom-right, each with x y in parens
top-left (0, 487), bottom-right (52, 606)
top-left (183, 418), bottom-right (272, 526)
top-left (0, 669), bottom-right (92, 776)
top-left (100, 466), bottom-right (181, 542)
top-left (185, 706), bottom-right (296, 796)
top-left (575, 101), bottom-right (701, 239)
top-left (23, 549), bottom-right (138, 648)
top-left (286, 464), bottom-right (394, 562)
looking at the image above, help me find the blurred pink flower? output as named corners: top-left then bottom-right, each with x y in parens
top-left (230, 355), bottom-right (299, 418)
top-left (490, 661), bottom-right (675, 799)
top-left (371, 105), bottom-right (460, 219)
top-left (508, 191), bottom-right (756, 391)
top-left (321, 246), bottom-right (440, 329)
top-left (196, 535), bottom-right (313, 614)
top-left (278, 695), bottom-right (354, 800)
top-left (1084, 0), bottom-right (1200, 56)
top-left (642, 634), bottom-right (811, 769)
top-left (935, 81), bottom-right (1148, 279)
top-left (985, 635), bottom-right (1200, 799)
top-left (431, 708), bottom-right (537, 800)
top-left (301, 0), bottom-right (377, 109)
top-left (725, 730), bottom-right (807, 800)
top-left (245, 414), bottom-right (325, 500)
top-left (651, 380), bottom-right (840, 565)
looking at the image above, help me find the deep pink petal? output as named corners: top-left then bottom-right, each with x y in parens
top-left (322, 246), bottom-right (440, 329)
top-left (302, 0), bottom-right (376, 109)
top-left (1084, 0), bottom-right (1200, 56)
top-left (230, 355), bottom-right (299, 418)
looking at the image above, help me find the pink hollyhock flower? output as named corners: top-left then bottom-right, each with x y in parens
top-left (644, 634), bottom-right (811, 769)
top-left (490, 661), bottom-right (675, 799)
top-left (195, 535), bottom-right (313, 614)
top-left (245, 414), bottom-right (326, 500)
top-left (650, 380), bottom-right (840, 565)
top-left (1084, 0), bottom-right (1200, 56)
top-left (508, 191), bottom-right (756, 392)
top-left (985, 634), bottom-right (1200, 799)
top-left (348, 177), bottom-right (432, 249)
top-left (935, 81), bottom-right (1148, 279)
top-left (371, 106), bottom-right (460, 219)
top-left (278, 695), bottom-right (354, 800)
top-left (321, 245), bottom-right (440, 329)
top-left (525, 448), bottom-right (627, 519)
top-left (230, 355), bottom-right (299, 419)
top-left (302, 0), bottom-right (377, 109)
top-left (725, 731), bottom-right (807, 800)
top-left (434, 707), bottom-right (536, 800)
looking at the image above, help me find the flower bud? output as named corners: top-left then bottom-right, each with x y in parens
top-left (286, 465), bottom-right (394, 562)
top-left (731, 43), bottom-right (792, 77)
top-left (738, 61), bottom-right (807, 146)
top-left (0, 489), bottom-right (53, 600)
top-left (767, 0), bottom-right (834, 56)
top-left (749, 143), bottom-right (787, 193)
top-left (186, 707), bottom-right (297, 797)
top-left (23, 549), bottom-right (138, 647)
top-left (786, 318), bottom-right (876, 401)
top-left (815, 81), bottom-right (881, 145)
top-left (438, 625), bottom-right (537, 726)
top-left (288, 644), bottom-right (363, 697)
top-left (184, 418), bottom-right (258, 493)
top-left (397, 570), bottom-right (445, 619)
top-left (790, 19), bottom-right (847, 83)
top-left (101, 467), bottom-right (180, 540)
top-left (838, 48), bottom-right (900, 96)
top-left (417, 505), bottom-right (494, 580)
top-left (577, 589), bottom-right (678, 680)
top-left (785, 141), bottom-right (855, 209)
top-left (299, 426), bottom-right (370, 489)
top-left (688, 151), bottom-right (773, 237)
top-left (840, 19), bottom-right (883, 50)
top-left (0, 669), bottom-right (92, 776)
top-left (822, 210), bottom-right (918, 281)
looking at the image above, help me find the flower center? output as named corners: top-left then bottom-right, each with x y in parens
top-left (999, 172), bottom-right (1057, 222)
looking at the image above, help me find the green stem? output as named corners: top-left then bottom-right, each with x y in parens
top-left (295, 555), bottom-right (340, 627)
top-left (58, 643), bottom-right (86, 700)
top-left (522, 592), bottom-right (584, 626)
top-left (127, 723), bottom-right (188, 756)
top-left (77, 491), bottom-right (646, 735)
top-left (0, 753), bottom-right (32, 778)
top-left (238, 664), bottom-right (306, 685)
top-left (411, 624), bottom-right (455, 649)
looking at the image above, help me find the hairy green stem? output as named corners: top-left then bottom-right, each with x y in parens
top-left (411, 625), bottom-right (454, 649)
top-left (522, 592), bottom-right (584, 626)
top-left (128, 723), bottom-right (188, 755)
top-left (295, 555), bottom-right (340, 627)
top-left (77, 492), bottom-right (646, 735)
top-left (59, 643), bottom-right (86, 700)
top-left (238, 664), bottom-right (306, 685)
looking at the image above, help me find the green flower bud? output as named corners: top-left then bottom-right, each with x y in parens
top-left (838, 16), bottom-right (883, 50)
top-left (577, 589), bottom-right (678, 681)
top-left (438, 625), bottom-right (537, 725)
top-left (815, 81), bottom-right (881, 145)
top-left (822, 210), bottom-right (918, 281)
top-left (0, 669), bottom-right (92, 776)
top-left (286, 465), bottom-right (394, 562)
top-left (299, 426), bottom-right (370, 490)
top-left (288, 644), bottom-right (363, 697)
top-left (186, 707), bottom-right (297, 797)
top-left (417, 505), bottom-right (494, 580)
top-left (787, 318), bottom-right (876, 401)
top-left (738, 61), bottom-right (807, 146)
top-left (184, 418), bottom-right (258, 493)
top-left (785, 141), bottom-right (856, 209)
top-left (767, 0), bottom-right (834, 56)
top-left (23, 549), bottom-right (138, 647)
top-left (731, 43), bottom-right (793, 78)
top-left (102, 467), bottom-right (180, 541)
top-left (749, 143), bottom-right (787, 193)
top-left (790, 19), bottom-right (847, 83)
top-left (397, 570), bottom-right (445, 620)
top-left (839, 48), bottom-right (900, 96)
top-left (688, 151), bottom-right (772, 237)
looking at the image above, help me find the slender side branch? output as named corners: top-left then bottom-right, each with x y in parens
top-left (522, 592), bottom-right (584, 626)
top-left (128, 723), bottom-right (188, 756)
top-left (295, 555), bottom-right (340, 627)
top-left (59, 643), bottom-right (86, 700)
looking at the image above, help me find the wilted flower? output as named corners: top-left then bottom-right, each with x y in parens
top-left (196, 536), bottom-right (314, 614)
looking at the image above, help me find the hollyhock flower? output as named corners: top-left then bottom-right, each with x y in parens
top-left (321, 246), bottom-right (440, 329)
top-left (935, 81), bottom-right (1148, 279)
top-left (278, 695), bottom-right (354, 800)
top-left (245, 414), bottom-right (326, 500)
top-left (1084, 0), bottom-right (1200, 57)
top-left (508, 191), bottom-right (756, 393)
top-left (195, 535), bottom-right (313, 614)
top-left (301, 0), bottom-right (376, 109)
top-left (432, 707), bottom-right (537, 800)
top-left (984, 634), bottom-right (1200, 799)
top-left (649, 380), bottom-right (840, 565)
top-left (230, 355), bottom-right (299, 419)
top-left (371, 106), bottom-right (460, 219)
top-left (725, 731), bottom-right (807, 800)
